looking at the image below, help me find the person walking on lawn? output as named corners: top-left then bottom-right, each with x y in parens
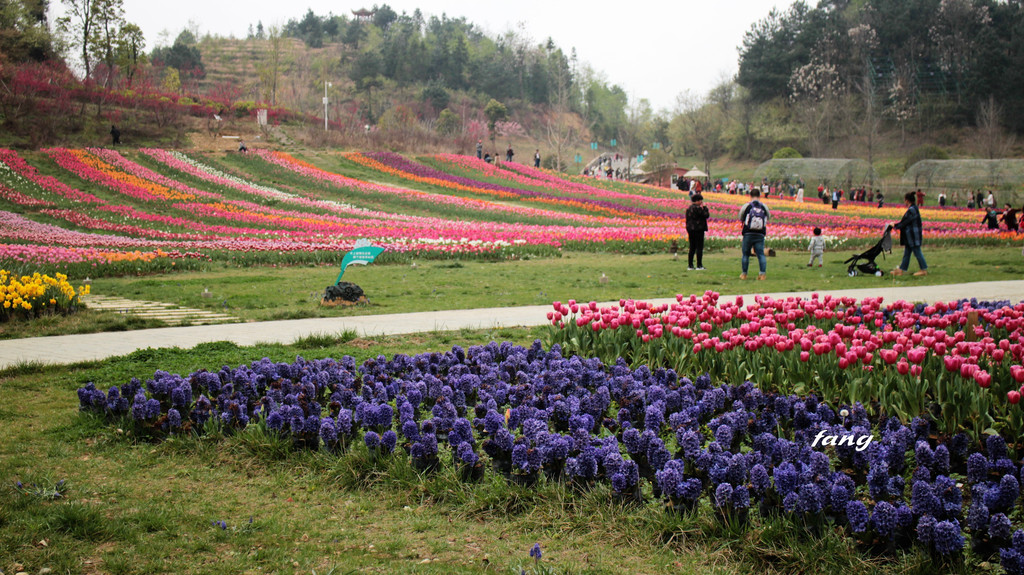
top-left (892, 191), bottom-right (928, 276)
top-left (739, 188), bottom-right (770, 280)
top-left (685, 193), bottom-right (710, 271)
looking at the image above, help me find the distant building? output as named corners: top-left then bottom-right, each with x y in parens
top-left (352, 8), bottom-right (376, 22)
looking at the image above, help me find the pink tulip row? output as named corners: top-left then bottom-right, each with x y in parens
top-left (433, 155), bottom-right (1005, 240)
top-left (1, 148), bottom-right (301, 239)
top-left (94, 204), bottom-right (266, 238)
top-left (550, 292), bottom-right (1024, 392)
top-left (0, 206), bottom-right (512, 257)
top-left (0, 149), bottom-right (105, 204)
top-left (41, 209), bottom-right (204, 240)
top-left (43, 148), bottom-right (197, 203)
top-left (6, 150), bottom-right (662, 254)
top-left (263, 151), bottom-right (642, 227)
top-left (87, 148), bottom-right (222, 200)
top-left (0, 182), bottom-right (54, 208)
top-left (428, 154), bottom-right (687, 207)
top-left (0, 243), bottom-right (183, 265)
top-left (139, 149), bottom-right (385, 219)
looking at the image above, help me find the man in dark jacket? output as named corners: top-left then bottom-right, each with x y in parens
top-left (892, 191), bottom-right (928, 276)
top-left (739, 188), bottom-right (770, 280)
top-left (1001, 203), bottom-right (1020, 233)
top-left (982, 208), bottom-right (1000, 230)
top-left (685, 194), bottom-right (710, 270)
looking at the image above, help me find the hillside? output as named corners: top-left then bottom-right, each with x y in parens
top-left (197, 37), bottom-right (350, 113)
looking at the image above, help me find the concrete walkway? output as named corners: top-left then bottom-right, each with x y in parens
top-left (1, 280), bottom-right (1023, 370)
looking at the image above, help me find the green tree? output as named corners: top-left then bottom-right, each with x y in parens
top-left (0, 0), bottom-right (55, 63)
top-left (151, 30), bottom-right (204, 79)
top-left (257, 26), bottom-right (285, 105)
top-left (581, 74), bottom-right (627, 142)
top-left (483, 98), bottom-right (508, 150)
top-left (378, 104), bottom-right (416, 135)
top-left (419, 81), bottom-right (449, 113)
top-left (349, 50), bottom-right (385, 123)
top-left (343, 18), bottom-right (366, 49)
top-left (290, 9), bottom-right (323, 48)
top-left (372, 4), bottom-right (398, 30)
top-left (86, 0), bottom-right (125, 88)
top-left (736, 1), bottom-right (823, 103)
top-left (162, 66), bottom-right (180, 94)
top-left (616, 98), bottom-right (654, 177)
top-left (929, 0), bottom-right (991, 107)
top-left (57, 0), bottom-right (101, 77)
top-left (773, 147), bottom-right (802, 159)
top-left (114, 22), bottom-right (145, 87)
top-left (545, 48), bottom-right (579, 171)
top-left (381, 15), bottom-right (428, 85)
top-left (436, 108), bottom-right (461, 136)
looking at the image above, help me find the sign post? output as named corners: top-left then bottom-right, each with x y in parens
top-left (323, 81), bottom-right (332, 132)
top-left (336, 239), bottom-right (384, 284)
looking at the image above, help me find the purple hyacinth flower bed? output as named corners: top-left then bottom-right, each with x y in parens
top-left (77, 340), bottom-right (1024, 570)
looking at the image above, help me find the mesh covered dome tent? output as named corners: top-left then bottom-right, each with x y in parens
top-left (903, 160), bottom-right (1024, 191)
top-left (753, 159), bottom-right (877, 188)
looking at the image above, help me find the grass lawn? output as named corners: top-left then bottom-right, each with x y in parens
top-left (3, 245), bottom-right (1021, 340)
top-left (1, 329), bottom-right (942, 575)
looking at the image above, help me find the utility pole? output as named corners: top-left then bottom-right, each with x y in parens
top-left (323, 81), bottom-right (332, 131)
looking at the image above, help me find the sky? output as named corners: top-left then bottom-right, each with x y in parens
top-left (50, 0), bottom-right (798, 112)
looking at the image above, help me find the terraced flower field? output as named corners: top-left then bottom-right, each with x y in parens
top-left (1, 148), bottom-right (1016, 276)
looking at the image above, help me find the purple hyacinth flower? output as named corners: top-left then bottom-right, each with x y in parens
top-left (968, 452), bottom-right (989, 485)
top-left (364, 431), bottom-right (381, 450)
top-left (381, 430), bottom-right (397, 453)
top-left (731, 485), bottom-right (751, 509)
top-left (917, 514), bottom-right (937, 546)
top-left (846, 501), bottom-right (869, 532)
top-left (715, 483), bottom-right (733, 508)
top-left (750, 464), bottom-right (770, 496)
top-left (783, 491), bottom-right (800, 513)
top-left (932, 520), bottom-right (964, 555)
top-left (167, 408), bottom-right (182, 429)
top-left (872, 501), bottom-right (897, 538)
top-left (992, 513), bottom-right (1013, 541)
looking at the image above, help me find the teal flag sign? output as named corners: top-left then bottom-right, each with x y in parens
top-left (590, 142), bottom-right (598, 150)
top-left (574, 154), bottom-right (583, 163)
top-left (336, 242), bottom-right (385, 283)
top-left (610, 139), bottom-right (617, 147)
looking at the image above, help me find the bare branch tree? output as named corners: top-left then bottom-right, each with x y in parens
top-left (974, 95), bottom-right (1016, 159)
top-left (671, 90), bottom-right (726, 180)
top-left (545, 54), bottom-right (578, 171)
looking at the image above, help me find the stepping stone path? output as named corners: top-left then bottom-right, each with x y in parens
top-left (80, 294), bottom-right (240, 326)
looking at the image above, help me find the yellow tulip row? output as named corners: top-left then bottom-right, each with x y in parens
top-left (0, 270), bottom-right (89, 320)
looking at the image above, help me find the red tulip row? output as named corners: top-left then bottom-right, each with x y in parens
top-left (548, 292), bottom-right (1024, 437)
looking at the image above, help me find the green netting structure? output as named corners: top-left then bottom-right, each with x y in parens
top-left (753, 159), bottom-right (878, 188)
top-left (902, 160), bottom-right (1024, 191)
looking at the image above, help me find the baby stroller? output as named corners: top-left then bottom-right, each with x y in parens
top-left (844, 224), bottom-right (893, 277)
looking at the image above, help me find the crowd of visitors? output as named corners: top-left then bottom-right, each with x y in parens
top-left (459, 147), bottom-right (1021, 281)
